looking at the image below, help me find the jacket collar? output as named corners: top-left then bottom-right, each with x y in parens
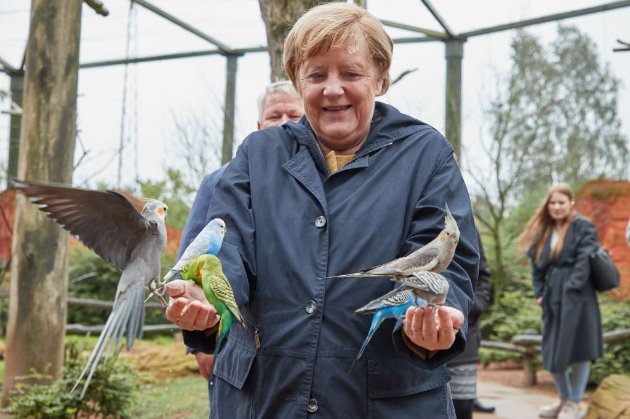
top-left (284, 102), bottom-right (427, 176)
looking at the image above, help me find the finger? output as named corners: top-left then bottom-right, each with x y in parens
top-left (194, 304), bottom-right (220, 330)
top-left (436, 307), bottom-right (455, 343)
top-left (421, 306), bottom-right (437, 340)
top-left (165, 297), bottom-right (189, 323)
top-left (164, 280), bottom-right (188, 298)
top-left (446, 307), bottom-right (464, 331)
top-left (179, 301), bottom-right (211, 330)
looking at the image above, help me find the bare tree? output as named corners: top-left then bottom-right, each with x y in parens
top-left (258, 0), bottom-right (336, 81)
top-left (467, 27), bottom-right (628, 299)
top-left (2, 0), bottom-right (82, 405)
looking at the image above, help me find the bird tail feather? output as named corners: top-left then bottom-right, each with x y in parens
top-left (348, 311), bottom-right (385, 375)
top-left (70, 283), bottom-right (145, 399)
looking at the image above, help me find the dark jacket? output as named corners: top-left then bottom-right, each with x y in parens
top-left (529, 214), bottom-right (603, 373)
top-left (448, 233), bottom-right (492, 367)
top-left (185, 102), bottom-right (479, 418)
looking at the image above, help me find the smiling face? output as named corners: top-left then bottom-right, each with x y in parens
top-left (257, 92), bottom-right (304, 129)
top-left (298, 36), bottom-right (383, 155)
top-left (547, 191), bottom-right (573, 223)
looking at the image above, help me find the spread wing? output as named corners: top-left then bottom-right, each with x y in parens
top-left (13, 180), bottom-right (154, 270)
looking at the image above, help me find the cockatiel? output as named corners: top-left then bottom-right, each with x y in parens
top-left (12, 179), bottom-right (168, 399)
top-left (321, 204), bottom-right (459, 280)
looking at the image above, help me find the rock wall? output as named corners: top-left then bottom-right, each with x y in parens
top-left (575, 180), bottom-right (630, 300)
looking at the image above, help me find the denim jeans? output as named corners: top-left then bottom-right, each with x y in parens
top-left (551, 361), bottom-right (590, 402)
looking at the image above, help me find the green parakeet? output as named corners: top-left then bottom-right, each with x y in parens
top-left (180, 253), bottom-right (245, 352)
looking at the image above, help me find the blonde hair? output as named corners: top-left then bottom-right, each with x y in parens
top-left (283, 2), bottom-right (393, 95)
top-left (519, 183), bottom-right (576, 261)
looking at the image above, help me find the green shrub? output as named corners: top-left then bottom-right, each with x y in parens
top-left (589, 295), bottom-right (630, 384)
top-left (68, 248), bottom-right (173, 330)
top-left (4, 342), bottom-right (138, 418)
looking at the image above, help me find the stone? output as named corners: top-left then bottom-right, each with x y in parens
top-left (584, 374), bottom-right (630, 419)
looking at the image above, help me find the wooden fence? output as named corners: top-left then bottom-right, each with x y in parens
top-left (481, 328), bottom-right (630, 386)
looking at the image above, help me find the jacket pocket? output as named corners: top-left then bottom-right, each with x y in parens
top-left (368, 354), bottom-right (450, 398)
top-left (214, 338), bottom-right (256, 390)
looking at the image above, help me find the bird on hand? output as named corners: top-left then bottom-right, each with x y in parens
top-left (349, 287), bottom-right (421, 372)
top-left (171, 254), bottom-right (245, 353)
top-left (12, 179), bottom-right (168, 399)
top-left (348, 271), bottom-right (449, 369)
top-left (162, 218), bottom-right (226, 284)
top-left (321, 204), bottom-right (459, 281)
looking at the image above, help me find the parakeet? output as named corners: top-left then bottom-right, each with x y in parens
top-left (11, 179), bottom-right (168, 399)
top-left (393, 271), bottom-right (450, 306)
top-left (322, 204), bottom-right (459, 280)
top-left (350, 287), bottom-right (425, 372)
top-left (163, 218), bottom-right (226, 283)
top-left (179, 254), bottom-right (245, 353)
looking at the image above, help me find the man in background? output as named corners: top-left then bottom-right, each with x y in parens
top-left (178, 80), bottom-right (303, 392)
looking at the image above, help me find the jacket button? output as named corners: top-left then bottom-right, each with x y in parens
top-left (314, 216), bottom-right (326, 228)
top-left (305, 300), bottom-right (316, 314)
top-left (307, 398), bottom-right (319, 413)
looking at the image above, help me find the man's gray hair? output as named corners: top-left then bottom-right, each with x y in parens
top-left (257, 80), bottom-right (300, 121)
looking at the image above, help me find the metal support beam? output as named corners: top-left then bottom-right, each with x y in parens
top-left (460, 0), bottom-right (630, 38)
top-left (381, 19), bottom-right (448, 40)
top-left (79, 47), bottom-right (266, 69)
top-left (0, 56), bottom-right (17, 74)
top-left (222, 54), bottom-right (238, 164)
top-left (420, 0), bottom-right (455, 38)
top-left (131, 0), bottom-right (234, 54)
top-left (444, 39), bottom-right (464, 160)
top-left (7, 72), bottom-right (24, 179)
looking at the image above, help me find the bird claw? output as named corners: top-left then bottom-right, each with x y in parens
top-left (146, 280), bottom-right (168, 308)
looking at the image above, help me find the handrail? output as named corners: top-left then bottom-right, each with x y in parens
top-left (481, 328), bottom-right (630, 386)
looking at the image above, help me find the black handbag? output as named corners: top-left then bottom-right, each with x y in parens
top-left (589, 244), bottom-right (620, 292)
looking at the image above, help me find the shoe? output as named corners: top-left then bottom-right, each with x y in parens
top-left (557, 401), bottom-right (582, 419)
top-left (473, 399), bottom-right (496, 413)
top-left (539, 399), bottom-right (564, 418)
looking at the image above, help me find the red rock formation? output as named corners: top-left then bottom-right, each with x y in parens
top-left (0, 189), bottom-right (16, 266)
top-left (575, 180), bottom-right (630, 300)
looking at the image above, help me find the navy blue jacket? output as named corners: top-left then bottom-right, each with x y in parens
top-left (185, 102), bottom-right (479, 418)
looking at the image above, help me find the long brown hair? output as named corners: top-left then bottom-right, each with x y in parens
top-left (519, 183), bottom-right (576, 261)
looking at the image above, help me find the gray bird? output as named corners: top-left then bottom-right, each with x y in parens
top-left (353, 286), bottom-right (417, 315)
top-left (392, 271), bottom-right (450, 306)
top-left (12, 179), bottom-right (168, 399)
top-left (322, 204), bottom-right (460, 280)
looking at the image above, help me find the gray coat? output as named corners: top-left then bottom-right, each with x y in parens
top-left (185, 103), bottom-right (479, 418)
top-left (530, 215), bottom-right (603, 373)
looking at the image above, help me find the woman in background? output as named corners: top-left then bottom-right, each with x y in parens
top-left (519, 183), bottom-right (603, 419)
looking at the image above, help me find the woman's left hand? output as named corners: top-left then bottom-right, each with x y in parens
top-left (403, 305), bottom-right (464, 351)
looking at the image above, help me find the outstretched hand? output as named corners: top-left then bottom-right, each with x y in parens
top-left (403, 305), bottom-right (464, 351)
top-left (164, 280), bottom-right (220, 331)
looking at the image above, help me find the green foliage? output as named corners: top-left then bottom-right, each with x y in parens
top-left (481, 288), bottom-right (541, 343)
top-left (589, 296), bottom-right (630, 384)
top-left (4, 342), bottom-right (138, 418)
top-left (139, 168), bottom-right (194, 231)
top-left (67, 248), bottom-right (172, 329)
top-left (469, 24), bottom-right (627, 302)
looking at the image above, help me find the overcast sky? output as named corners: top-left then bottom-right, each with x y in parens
top-left (1, 0), bottom-right (629, 194)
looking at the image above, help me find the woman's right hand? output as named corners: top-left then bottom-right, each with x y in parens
top-left (536, 296), bottom-right (543, 306)
top-left (164, 280), bottom-right (220, 331)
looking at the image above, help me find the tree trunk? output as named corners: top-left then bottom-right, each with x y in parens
top-left (2, 0), bottom-right (82, 406)
top-left (258, 0), bottom-right (334, 82)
